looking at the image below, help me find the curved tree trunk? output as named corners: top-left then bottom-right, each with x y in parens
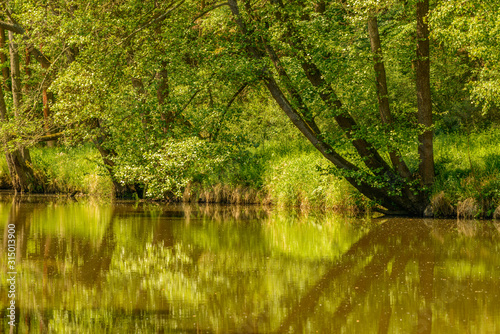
top-left (227, 0), bottom-right (431, 215)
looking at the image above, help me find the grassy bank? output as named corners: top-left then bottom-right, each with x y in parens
top-left (432, 128), bottom-right (500, 218)
top-left (0, 146), bottom-right (114, 197)
top-left (1, 128), bottom-right (499, 218)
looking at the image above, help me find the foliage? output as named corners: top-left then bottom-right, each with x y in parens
top-left (430, 0), bottom-right (500, 114)
top-left (113, 137), bottom-right (253, 199)
top-left (0, 0), bottom-right (498, 215)
top-left (30, 145), bottom-right (113, 195)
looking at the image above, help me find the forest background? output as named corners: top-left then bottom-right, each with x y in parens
top-left (0, 0), bottom-right (499, 218)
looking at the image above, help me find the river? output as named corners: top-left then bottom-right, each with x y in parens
top-left (0, 194), bottom-right (499, 333)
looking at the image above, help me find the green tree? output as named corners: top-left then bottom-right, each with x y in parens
top-left (430, 0), bottom-right (500, 119)
top-left (208, 0), bottom-right (435, 214)
top-left (0, 8), bottom-right (45, 192)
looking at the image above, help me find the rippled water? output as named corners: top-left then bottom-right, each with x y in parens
top-left (1, 194), bottom-right (500, 333)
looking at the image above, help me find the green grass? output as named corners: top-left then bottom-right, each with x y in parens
top-left (0, 154), bottom-right (10, 188)
top-left (262, 150), bottom-right (364, 211)
top-left (433, 126), bottom-right (500, 217)
top-left (0, 145), bottom-right (114, 196)
top-left (30, 145), bottom-right (114, 196)
top-left (249, 138), bottom-right (367, 212)
top-left (255, 127), bottom-right (500, 216)
top-left (1, 127), bottom-right (499, 217)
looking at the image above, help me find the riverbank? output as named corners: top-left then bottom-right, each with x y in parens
top-left (1, 128), bottom-right (499, 218)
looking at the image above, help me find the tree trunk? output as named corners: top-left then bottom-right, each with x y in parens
top-left (263, 74), bottom-right (421, 214)
top-left (1, 17), bottom-right (56, 148)
top-left (35, 45), bottom-right (55, 147)
top-left (416, 0), bottom-right (434, 186)
top-left (0, 27), bottom-right (9, 85)
top-left (0, 84), bottom-right (35, 192)
top-left (91, 118), bottom-right (140, 198)
top-left (368, 15), bottom-right (411, 179)
top-left (8, 30), bottom-right (31, 163)
top-left (263, 2), bottom-right (394, 177)
top-left (8, 31), bottom-right (22, 119)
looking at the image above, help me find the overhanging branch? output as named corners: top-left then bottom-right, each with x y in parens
top-left (213, 82), bottom-right (248, 140)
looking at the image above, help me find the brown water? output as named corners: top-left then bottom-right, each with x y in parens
top-left (1, 194), bottom-right (500, 333)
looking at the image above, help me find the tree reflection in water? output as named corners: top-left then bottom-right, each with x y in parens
top-left (0, 197), bottom-right (499, 333)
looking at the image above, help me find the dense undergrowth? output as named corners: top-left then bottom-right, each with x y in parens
top-left (1, 127), bottom-right (499, 218)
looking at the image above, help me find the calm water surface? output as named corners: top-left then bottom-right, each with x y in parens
top-left (1, 194), bottom-right (500, 333)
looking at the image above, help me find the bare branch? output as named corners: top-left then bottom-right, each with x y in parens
top-left (180, 89), bottom-right (200, 113)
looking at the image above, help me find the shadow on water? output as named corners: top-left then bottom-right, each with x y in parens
top-left (1, 196), bottom-right (500, 333)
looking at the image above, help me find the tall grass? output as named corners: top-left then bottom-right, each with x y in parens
top-left (262, 151), bottom-right (364, 212)
top-left (0, 154), bottom-right (10, 188)
top-left (253, 138), bottom-right (366, 213)
top-left (433, 126), bottom-right (500, 217)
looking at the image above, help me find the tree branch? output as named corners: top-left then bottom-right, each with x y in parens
top-left (227, 0), bottom-right (421, 213)
top-left (0, 20), bottom-right (23, 34)
top-left (262, 40), bottom-right (322, 134)
top-left (37, 132), bottom-right (63, 142)
top-left (268, 0), bottom-right (394, 176)
top-left (213, 82), bottom-right (248, 140)
top-left (0, 13), bottom-right (51, 68)
top-left (192, 2), bottom-right (230, 23)
top-left (118, 0), bottom-right (186, 46)
top-left (26, 44), bottom-right (50, 69)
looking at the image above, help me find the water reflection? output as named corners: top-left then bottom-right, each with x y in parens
top-left (0, 196), bottom-right (499, 333)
